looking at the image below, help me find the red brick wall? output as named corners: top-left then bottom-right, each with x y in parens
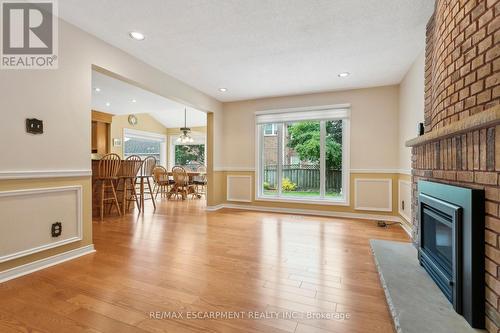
top-left (424, 0), bottom-right (499, 131)
top-left (413, 0), bottom-right (500, 331)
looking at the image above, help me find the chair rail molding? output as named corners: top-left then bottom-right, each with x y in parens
top-left (0, 170), bottom-right (92, 180)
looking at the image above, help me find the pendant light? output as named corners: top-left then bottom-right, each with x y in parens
top-left (177, 108), bottom-right (194, 143)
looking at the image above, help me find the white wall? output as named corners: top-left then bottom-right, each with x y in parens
top-left (0, 19), bottom-right (222, 173)
top-left (220, 85), bottom-right (400, 171)
top-left (398, 50), bottom-right (425, 172)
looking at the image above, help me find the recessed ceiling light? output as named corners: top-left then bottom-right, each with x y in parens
top-left (105, 102), bottom-right (111, 107)
top-left (219, 88), bottom-right (227, 92)
top-left (94, 87), bottom-right (101, 92)
top-left (338, 72), bottom-right (350, 78)
top-left (132, 99), bottom-right (137, 103)
top-left (129, 31), bottom-right (145, 41)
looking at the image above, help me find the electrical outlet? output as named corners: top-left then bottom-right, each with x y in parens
top-left (26, 118), bottom-right (43, 134)
top-left (51, 222), bottom-right (62, 237)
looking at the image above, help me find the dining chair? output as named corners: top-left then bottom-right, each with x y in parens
top-left (118, 155), bottom-right (143, 214)
top-left (152, 165), bottom-right (173, 200)
top-left (135, 156), bottom-right (157, 210)
top-left (169, 166), bottom-right (195, 200)
top-left (193, 165), bottom-right (207, 198)
top-left (94, 153), bottom-right (122, 220)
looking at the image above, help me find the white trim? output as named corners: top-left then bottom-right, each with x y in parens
top-left (205, 203), bottom-right (403, 223)
top-left (354, 178), bottom-right (393, 212)
top-left (399, 219), bottom-right (413, 239)
top-left (123, 128), bottom-right (167, 141)
top-left (0, 186), bottom-right (83, 263)
top-left (205, 204), bottom-right (225, 211)
top-left (350, 169), bottom-right (410, 174)
top-left (398, 180), bottom-right (412, 223)
top-left (227, 175), bottom-right (253, 202)
top-left (0, 245), bottom-right (95, 283)
top-left (0, 170), bottom-right (92, 180)
top-left (213, 167), bottom-right (255, 172)
top-left (255, 103), bottom-right (351, 115)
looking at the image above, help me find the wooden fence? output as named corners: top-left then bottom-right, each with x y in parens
top-left (263, 164), bottom-right (342, 192)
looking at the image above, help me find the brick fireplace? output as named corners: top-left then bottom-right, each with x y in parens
top-left (406, 0), bottom-right (499, 331)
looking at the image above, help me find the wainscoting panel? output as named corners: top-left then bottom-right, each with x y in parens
top-left (398, 180), bottom-right (412, 223)
top-left (354, 178), bottom-right (392, 212)
top-left (0, 186), bottom-right (82, 263)
top-left (227, 175), bottom-right (253, 202)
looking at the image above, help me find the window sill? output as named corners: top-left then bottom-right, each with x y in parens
top-left (255, 196), bottom-right (349, 206)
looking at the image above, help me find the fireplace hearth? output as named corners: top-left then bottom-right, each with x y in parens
top-left (418, 181), bottom-right (485, 328)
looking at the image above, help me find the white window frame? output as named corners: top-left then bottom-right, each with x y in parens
top-left (255, 104), bottom-right (350, 206)
top-left (123, 128), bottom-right (167, 167)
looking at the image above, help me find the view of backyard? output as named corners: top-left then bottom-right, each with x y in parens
top-left (261, 120), bottom-right (343, 199)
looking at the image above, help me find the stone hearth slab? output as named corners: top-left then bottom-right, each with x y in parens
top-left (370, 239), bottom-right (485, 333)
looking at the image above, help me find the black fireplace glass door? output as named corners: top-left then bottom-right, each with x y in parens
top-left (422, 206), bottom-right (453, 279)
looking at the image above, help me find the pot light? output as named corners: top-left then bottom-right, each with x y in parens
top-left (218, 88), bottom-right (227, 92)
top-left (94, 87), bottom-right (101, 92)
top-left (338, 72), bottom-right (350, 78)
top-left (129, 31), bottom-right (145, 41)
top-left (132, 99), bottom-right (137, 103)
top-left (105, 102), bottom-right (111, 107)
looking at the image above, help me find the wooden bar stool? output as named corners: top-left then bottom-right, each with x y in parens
top-left (135, 156), bottom-right (157, 211)
top-left (94, 153), bottom-right (122, 220)
top-left (118, 155), bottom-right (143, 214)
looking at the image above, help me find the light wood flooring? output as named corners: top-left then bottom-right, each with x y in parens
top-left (0, 199), bottom-right (410, 333)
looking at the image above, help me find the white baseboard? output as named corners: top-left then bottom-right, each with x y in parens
top-left (399, 219), bottom-right (413, 239)
top-left (0, 244), bottom-right (95, 283)
top-left (206, 203), bottom-right (404, 223)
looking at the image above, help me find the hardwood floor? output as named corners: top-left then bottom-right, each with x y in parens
top-left (0, 199), bottom-right (409, 333)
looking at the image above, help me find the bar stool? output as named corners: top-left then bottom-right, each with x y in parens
top-left (118, 155), bottom-right (143, 214)
top-left (135, 156), bottom-right (157, 211)
top-left (94, 153), bottom-right (122, 220)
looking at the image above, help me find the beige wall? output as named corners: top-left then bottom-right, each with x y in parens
top-left (0, 18), bottom-right (220, 274)
top-left (0, 20), bottom-right (221, 173)
top-left (220, 85), bottom-right (400, 171)
top-left (110, 113), bottom-right (167, 158)
top-left (398, 50), bottom-right (425, 171)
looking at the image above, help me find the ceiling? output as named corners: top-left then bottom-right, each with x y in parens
top-left (62, 0), bottom-right (434, 102)
top-left (92, 71), bottom-right (206, 128)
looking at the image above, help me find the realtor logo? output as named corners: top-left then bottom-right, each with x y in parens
top-left (1, 0), bottom-right (58, 69)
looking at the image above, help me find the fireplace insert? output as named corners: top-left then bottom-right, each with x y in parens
top-left (419, 193), bottom-right (461, 308)
top-left (418, 180), bottom-right (484, 328)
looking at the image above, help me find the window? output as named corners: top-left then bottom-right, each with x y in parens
top-left (168, 133), bottom-right (206, 170)
top-left (175, 144), bottom-right (205, 171)
top-left (123, 128), bottom-right (166, 166)
top-left (256, 106), bottom-right (350, 204)
top-left (263, 123), bottom-right (278, 136)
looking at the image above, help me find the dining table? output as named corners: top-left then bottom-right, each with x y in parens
top-left (166, 171), bottom-right (205, 199)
